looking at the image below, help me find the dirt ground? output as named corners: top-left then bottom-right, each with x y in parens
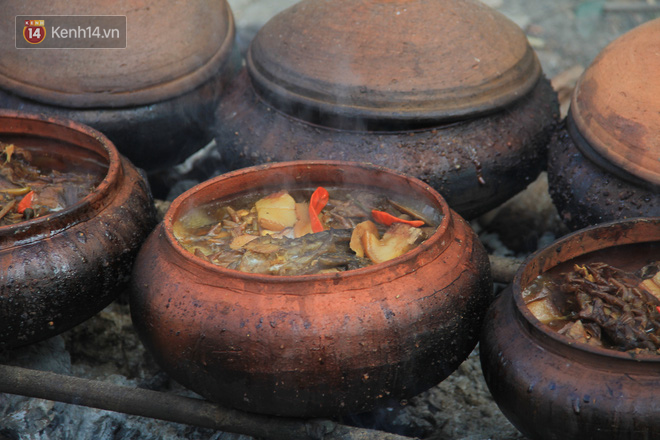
top-left (1, 1), bottom-right (658, 439)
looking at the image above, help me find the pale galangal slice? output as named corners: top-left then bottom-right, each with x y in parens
top-left (351, 221), bottom-right (423, 264)
top-left (255, 191), bottom-right (297, 231)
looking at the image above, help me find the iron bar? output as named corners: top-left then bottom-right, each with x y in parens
top-left (0, 364), bottom-right (415, 440)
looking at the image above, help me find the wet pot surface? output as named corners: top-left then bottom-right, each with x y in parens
top-left (480, 217), bottom-right (660, 440)
top-left (130, 161), bottom-right (493, 417)
top-left (0, 110), bottom-right (157, 350)
top-left (548, 123), bottom-right (660, 231)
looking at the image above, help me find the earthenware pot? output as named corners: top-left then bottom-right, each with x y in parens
top-left (0, 0), bottom-right (240, 181)
top-left (210, 0), bottom-right (558, 220)
top-left (480, 217), bottom-right (660, 440)
top-left (0, 110), bottom-right (157, 350)
top-left (130, 160), bottom-right (493, 417)
top-left (548, 18), bottom-right (660, 230)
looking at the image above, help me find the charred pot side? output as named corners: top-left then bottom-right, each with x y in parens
top-left (481, 217), bottom-right (660, 440)
top-left (548, 123), bottom-right (660, 230)
top-left (213, 71), bottom-right (558, 220)
top-left (0, 112), bottom-right (157, 350)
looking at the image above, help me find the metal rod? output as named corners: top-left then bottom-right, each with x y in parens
top-left (0, 364), bottom-right (415, 440)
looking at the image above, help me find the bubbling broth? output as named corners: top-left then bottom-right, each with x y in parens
top-left (173, 185), bottom-right (442, 275)
top-left (523, 243), bottom-right (660, 355)
top-left (0, 140), bottom-right (106, 226)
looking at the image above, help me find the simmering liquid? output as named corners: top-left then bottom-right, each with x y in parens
top-left (523, 243), bottom-right (660, 355)
top-left (0, 141), bottom-right (106, 226)
top-left (173, 186), bottom-right (441, 275)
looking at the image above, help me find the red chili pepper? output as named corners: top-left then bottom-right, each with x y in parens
top-left (309, 187), bottom-right (329, 233)
top-left (16, 190), bottom-right (34, 214)
top-left (656, 306), bottom-right (660, 315)
top-left (371, 209), bottom-right (425, 227)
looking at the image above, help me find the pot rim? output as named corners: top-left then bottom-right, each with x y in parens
top-left (512, 216), bottom-right (660, 363)
top-left (0, 109), bottom-right (121, 244)
top-left (162, 160), bottom-right (452, 285)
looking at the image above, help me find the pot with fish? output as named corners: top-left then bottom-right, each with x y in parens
top-left (480, 217), bottom-right (660, 440)
top-left (548, 18), bottom-right (660, 230)
top-left (130, 160), bottom-right (493, 417)
top-left (0, 0), bottom-right (239, 194)
top-left (0, 110), bottom-right (157, 349)
top-left (208, 0), bottom-right (558, 220)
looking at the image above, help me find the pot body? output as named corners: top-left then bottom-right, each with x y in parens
top-left (0, 0), bottom-right (240, 185)
top-left (547, 19), bottom-right (660, 230)
top-left (567, 19), bottom-right (660, 187)
top-left (480, 217), bottom-right (660, 440)
top-left (0, 111), bottom-right (157, 349)
top-left (130, 161), bottom-right (493, 417)
top-left (547, 122), bottom-right (659, 231)
top-left (213, 70), bottom-right (558, 220)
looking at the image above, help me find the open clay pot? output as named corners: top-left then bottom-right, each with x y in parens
top-left (130, 160), bottom-right (493, 417)
top-left (548, 18), bottom-right (660, 230)
top-left (480, 217), bottom-right (660, 439)
top-left (0, 0), bottom-right (239, 183)
top-left (0, 110), bottom-right (156, 350)
top-left (210, 0), bottom-right (558, 220)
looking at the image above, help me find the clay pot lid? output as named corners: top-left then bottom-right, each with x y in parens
top-left (247, 0), bottom-right (541, 129)
top-left (570, 18), bottom-right (660, 187)
top-left (0, 0), bottom-right (235, 108)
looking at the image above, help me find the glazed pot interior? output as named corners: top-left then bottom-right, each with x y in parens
top-left (0, 110), bottom-right (118, 238)
top-left (164, 160), bottom-right (449, 281)
top-left (513, 217), bottom-right (660, 362)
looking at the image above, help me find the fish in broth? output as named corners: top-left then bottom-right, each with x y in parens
top-left (173, 186), bottom-right (441, 275)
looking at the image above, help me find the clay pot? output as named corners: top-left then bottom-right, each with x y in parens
top-left (0, 110), bottom-right (157, 350)
top-left (0, 0), bottom-right (239, 182)
top-left (480, 217), bottom-right (660, 440)
top-left (130, 161), bottom-right (493, 417)
top-left (210, 0), bottom-right (558, 220)
top-left (548, 18), bottom-right (660, 230)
